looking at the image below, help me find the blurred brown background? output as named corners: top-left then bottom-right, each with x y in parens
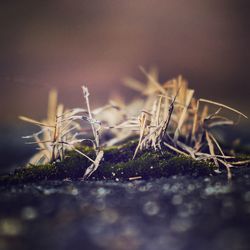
top-left (1, 0), bottom-right (250, 119)
top-left (0, 0), bottom-right (249, 170)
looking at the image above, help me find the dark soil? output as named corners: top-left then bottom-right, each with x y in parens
top-left (1, 175), bottom-right (250, 250)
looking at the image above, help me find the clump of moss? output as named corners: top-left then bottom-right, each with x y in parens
top-left (0, 141), bottom-right (220, 185)
top-left (1, 141), bottom-right (250, 185)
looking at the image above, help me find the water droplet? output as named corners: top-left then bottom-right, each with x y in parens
top-left (143, 201), bottom-right (159, 216)
top-left (162, 183), bottom-right (170, 193)
top-left (187, 184), bottom-right (195, 192)
top-left (243, 191), bottom-right (250, 202)
top-left (96, 187), bottom-right (110, 197)
top-left (101, 209), bottom-right (119, 224)
top-left (0, 219), bottom-right (22, 236)
top-left (21, 207), bottom-right (38, 220)
top-left (71, 187), bottom-right (79, 196)
top-left (172, 195), bottom-right (183, 205)
top-left (170, 218), bottom-right (192, 233)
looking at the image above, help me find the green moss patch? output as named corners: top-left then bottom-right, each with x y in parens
top-left (0, 141), bottom-right (249, 185)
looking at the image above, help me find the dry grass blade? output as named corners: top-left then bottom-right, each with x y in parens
top-left (208, 132), bottom-right (225, 157)
top-left (156, 96), bottom-right (163, 126)
top-left (207, 120), bottom-right (234, 128)
top-left (195, 152), bottom-right (235, 160)
top-left (83, 150), bottom-right (104, 179)
top-left (191, 99), bottom-right (199, 140)
top-left (139, 123), bottom-right (162, 149)
top-left (161, 89), bottom-right (180, 137)
top-left (82, 85), bottom-right (100, 149)
top-left (205, 131), bottom-right (219, 167)
top-left (70, 147), bottom-right (95, 163)
top-left (199, 98), bottom-right (248, 119)
top-left (129, 176), bottom-right (142, 181)
top-left (230, 160), bottom-right (250, 165)
top-left (217, 158), bottom-right (232, 180)
top-left (174, 89), bottom-right (194, 142)
top-left (47, 89), bottom-right (58, 124)
top-left (123, 77), bottom-right (145, 92)
top-left (19, 116), bottom-right (54, 128)
top-left (133, 113), bottom-right (147, 159)
top-left (176, 140), bottom-right (196, 159)
top-left (163, 142), bottom-right (189, 157)
top-left (139, 66), bottom-right (166, 94)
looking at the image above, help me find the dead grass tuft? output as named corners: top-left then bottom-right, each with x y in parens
top-left (120, 67), bottom-right (248, 179)
top-left (20, 87), bottom-right (104, 178)
top-left (20, 68), bottom-right (248, 179)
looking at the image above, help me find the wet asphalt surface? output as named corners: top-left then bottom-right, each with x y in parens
top-left (0, 175), bottom-right (250, 250)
